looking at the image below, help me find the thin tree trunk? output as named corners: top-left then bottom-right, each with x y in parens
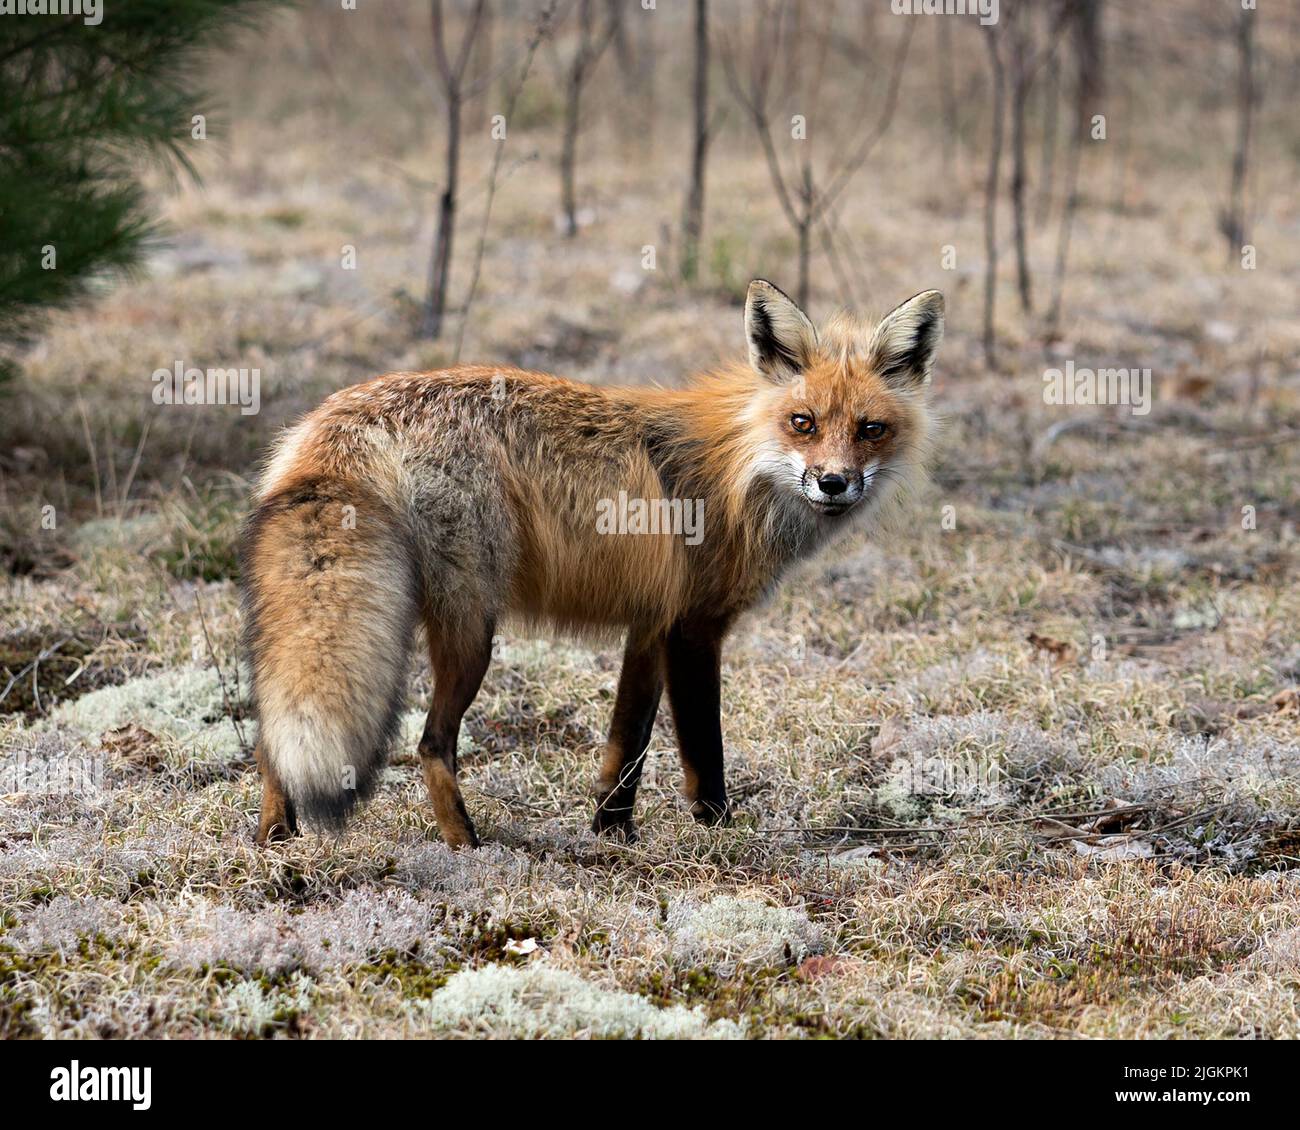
top-left (796, 220), bottom-right (811, 310)
top-left (797, 165), bottom-right (813, 309)
top-left (721, 4), bottom-right (910, 312)
top-left (1107, 72), bottom-right (1130, 220)
top-left (559, 0), bottom-right (608, 239)
top-left (423, 91), bottom-right (461, 340)
top-left (609, 0), bottom-right (633, 89)
top-left (983, 28), bottom-right (1006, 370)
top-left (474, 0), bottom-right (494, 108)
top-left (561, 66), bottom-right (581, 237)
top-left (420, 0), bottom-right (486, 340)
top-left (1046, 107), bottom-right (1081, 331)
top-left (637, 2), bottom-right (657, 157)
top-left (1221, 5), bottom-right (1255, 259)
top-left (1036, 25), bottom-right (1059, 225)
top-left (937, 17), bottom-right (958, 197)
top-left (680, 0), bottom-right (709, 281)
top-left (1009, 23), bottom-right (1033, 316)
top-left (455, 0), bottom-right (555, 358)
top-left (784, 0), bottom-right (804, 100)
top-left (1047, 0), bottom-right (1102, 331)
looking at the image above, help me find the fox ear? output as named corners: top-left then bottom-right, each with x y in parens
top-left (868, 290), bottom-right (944, 389)
top-left (745, 279), bottom-right (817, 383)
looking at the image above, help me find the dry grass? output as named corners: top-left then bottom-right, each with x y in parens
top-left (1, 1), bottom-right (1298, 1038)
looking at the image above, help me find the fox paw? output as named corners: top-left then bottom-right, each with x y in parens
top-left (254, 818), bottom-right (299, 846)
top-left (592, 803), bottom-right (637, 841)
top-left (690, 798), bottom-right (731, 826)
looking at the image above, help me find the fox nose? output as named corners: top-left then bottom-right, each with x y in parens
top-left (817, 473), bottom-right (849, 496)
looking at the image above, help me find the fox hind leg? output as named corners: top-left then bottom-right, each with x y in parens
top-left (254, 742), bottom-right (299, 845)
top-left (420, 620), bottom-right (494, 849)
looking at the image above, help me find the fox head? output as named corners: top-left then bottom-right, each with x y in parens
top-left (741, 279), bottom-right (942, 523)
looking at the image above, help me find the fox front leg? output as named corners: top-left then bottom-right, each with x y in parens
top-left (664, 617), bottom-right (731, 825)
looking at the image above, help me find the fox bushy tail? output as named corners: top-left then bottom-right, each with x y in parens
top-left (241, 482), bottom-right (419, 828)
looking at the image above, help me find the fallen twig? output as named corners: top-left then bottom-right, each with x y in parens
top-left (0, 636), bottom-right (71, 712)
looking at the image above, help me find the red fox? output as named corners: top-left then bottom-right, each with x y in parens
top-left (242, 281), bottom-right (942, 848)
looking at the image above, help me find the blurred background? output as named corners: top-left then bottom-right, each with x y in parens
top-left (2, 1), bottom-right (1297, 553)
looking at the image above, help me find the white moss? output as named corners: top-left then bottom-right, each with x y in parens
top-left (492, 636), bottom-right (598, 672)
top-left (5, 895), bottom-right (129, 954)
top-left (48, 668), bottom-right (240, 761)
top-left (163, 888), bottom-right (442, 974)
top-left (70, 515), bottom-right (168, 554)
top-left (1094, 546), bottom-right (1191, 578)
top-left (1100, 734), bottom-right (1300, 814)
top-left (0, 725), bottom-right (104, 796)
top-left (666, 895), bottom-right (822, 968)
top-left (219, 972), bottom-right (315, 1037)
top-left (398, 841), bottom-right (569, 898)
top-left (874, 771), bottom-right (925, 821)
top-left (893, 648), bottom-right (1010, 708)
top-left (871, 711), bottom-right (1082, 818)
top-left (396, 709), bottom-right (477, 758)
top-left (417, 962), bottom-right (743, 1040)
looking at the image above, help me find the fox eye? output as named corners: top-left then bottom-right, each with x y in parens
top-left (857, 420), bottom-right (888, 442)
top-left (790, 413), bottom-right (816, 434)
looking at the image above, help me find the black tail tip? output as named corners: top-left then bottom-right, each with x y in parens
top-left (288, 779), bottom-right (376, 833)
